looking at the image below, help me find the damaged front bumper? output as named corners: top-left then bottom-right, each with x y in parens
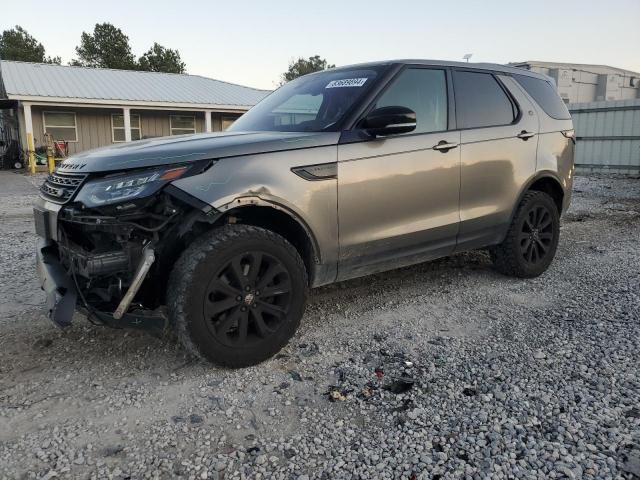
top-left (35, 236), bottom-right (168, 335)
top-left (33, 179), bottom-right (216, 335)
top-left (36, 238), bottom-right (78, 328)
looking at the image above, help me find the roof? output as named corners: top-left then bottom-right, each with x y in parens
top-left (0, 60), bottom-right (270, 109)
top-left (326, 59), bottom-right (549, 80)
top-left (508, 61), bottom-right (640, 77)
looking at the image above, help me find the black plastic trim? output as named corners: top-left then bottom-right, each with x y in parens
top-left (291, 162), bottom-right (337, 181)
top-left (77, 306), bottom-right (168, 337)
top-left (164, 184), bottom-right (214, 212)
top-left (36, 239), bottom-right (77, 328)
top-left (445, 68), bottom-right (457, 130)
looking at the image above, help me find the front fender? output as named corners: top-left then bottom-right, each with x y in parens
top-left (169, 148), bottom-right (339, 284)
top-left (217, 194), bottom-right (322, 261)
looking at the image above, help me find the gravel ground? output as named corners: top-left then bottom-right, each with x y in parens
top-left (0, 172), bottom-right (638, 480)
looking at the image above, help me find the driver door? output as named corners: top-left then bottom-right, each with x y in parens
top-left (336, 67), bottom-right (461, 280)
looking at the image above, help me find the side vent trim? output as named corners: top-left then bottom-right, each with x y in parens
top-left (291, 162), bottom-right (337, 181)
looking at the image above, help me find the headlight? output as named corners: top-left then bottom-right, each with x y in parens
top-left (74, 165), bottom-right (190, 208)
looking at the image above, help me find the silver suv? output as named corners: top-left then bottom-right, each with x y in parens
top-left (35, 60), bottom-right (575, 366)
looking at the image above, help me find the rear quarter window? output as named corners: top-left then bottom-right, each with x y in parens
top-left (514, 74), bottom-right (571, 120)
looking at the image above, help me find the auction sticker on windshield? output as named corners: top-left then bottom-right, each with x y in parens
top-left (326, 78), bottom-right (368, 88)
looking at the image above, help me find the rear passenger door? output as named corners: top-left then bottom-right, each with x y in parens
top-left (452, 70), bottom-right (539, 251)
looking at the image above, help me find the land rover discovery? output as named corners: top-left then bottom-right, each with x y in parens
top-left (35, 60), bottom-right (575, 367)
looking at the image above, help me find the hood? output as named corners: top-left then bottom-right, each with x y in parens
top-left (56, 131), bottom-right (341, 174)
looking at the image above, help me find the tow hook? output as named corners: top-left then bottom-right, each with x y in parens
top-left (113, 246), bottom-right (155, 319)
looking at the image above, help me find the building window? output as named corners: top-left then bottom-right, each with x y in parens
top-left (43, 111), bottom-right (77, 142)
top-left (170, 115), bottom-right (196, 135)
top-left (111, 114), bottom-right (141, 142)
top-left (222, 116), bottom-right (240, 130)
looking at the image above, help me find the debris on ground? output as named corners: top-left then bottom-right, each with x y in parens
top-left (383, 374), bottom-right (415, 394)
top-left (298, 342), bottom-right (319, 357)
top-left (326, 386), bottom-right (351, 402)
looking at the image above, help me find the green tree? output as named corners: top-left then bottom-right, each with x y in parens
top-left (138, 43), bottom-right (186, 73)
top-left (281, 55), bottom-right (335, 84)
top-left (0, 26), bottom-right (60, 64)
top-left (74, 23), bottom-right (137, 69)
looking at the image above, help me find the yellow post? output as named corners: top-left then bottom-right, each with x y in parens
top-left (47, 150), bottom-right (56, 173)
top-left (27, 133), bottom-right (36, 175)
top-left (45, 133), bottom-right (55, 173)
top-left (46, 150), bottom-right (55, 173)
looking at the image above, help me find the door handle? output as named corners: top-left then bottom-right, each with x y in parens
top-left (432, 141), bottom-right (459, 152)
top-left (517, 130), bottom-right (536, 140)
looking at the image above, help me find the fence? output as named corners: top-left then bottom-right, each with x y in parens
top-left (569, 98), bottom-right (640, 174)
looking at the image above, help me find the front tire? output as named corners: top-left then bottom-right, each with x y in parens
top-left (490, 191), bottom-right (560, 278)
top-left (168, 225), bottom-right (308, 367)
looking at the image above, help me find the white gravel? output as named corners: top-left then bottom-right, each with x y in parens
top-left (0, 171), bottom-right (638, 479)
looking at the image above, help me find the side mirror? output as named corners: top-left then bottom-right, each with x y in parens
top-left (362, 106), bottom-right (416, 137)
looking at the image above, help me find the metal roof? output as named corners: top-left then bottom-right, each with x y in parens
top-left (509, 60), bottom-right (640, 77)
top-left (0, 60), bottom-right (269, 109)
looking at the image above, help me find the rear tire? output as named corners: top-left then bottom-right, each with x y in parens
top-left (168, 224), bottom-right (307, 367)
top-left (490, 191), bottom-right (560, 278)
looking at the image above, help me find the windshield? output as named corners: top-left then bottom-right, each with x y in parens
top-left (229, 66), bottom-right (388, 132)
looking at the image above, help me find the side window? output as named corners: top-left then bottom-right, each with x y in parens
top-left (514, 74), bottom-right (571, 120)
top-left (453, 71), bottom-right (516, 129)
top-left (374, 68), bottom-right (447, 134)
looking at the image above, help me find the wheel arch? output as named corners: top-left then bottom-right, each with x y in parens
top-left (513, 172), bottom-right (565, 219)
top-left (215, 198), bottom-right (323, 287)
top-left (526, 173), bottom-right (565, 214)
top-left (499, 172), bottom-right (565, 245)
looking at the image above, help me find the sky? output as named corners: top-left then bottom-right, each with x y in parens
top-left (2, 0), bottom-right (639, 90)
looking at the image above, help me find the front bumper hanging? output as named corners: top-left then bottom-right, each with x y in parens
top-left (36, 239), bottom-right (78, 328)
top-left (36, 239), bottom-right (168, 334)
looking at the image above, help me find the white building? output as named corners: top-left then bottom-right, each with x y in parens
top-left (509, 61), bottom-right (640, 104)
top-left (0, 60), bottom-right (269, 159)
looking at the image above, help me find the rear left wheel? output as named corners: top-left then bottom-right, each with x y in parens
top-left (490, 190), bottom-right (560, 278)
top-left (168, 225), bottom-right (307, 367)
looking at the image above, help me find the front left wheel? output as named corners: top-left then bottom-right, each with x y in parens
top-left (168, 225), bottom-right (308, 367)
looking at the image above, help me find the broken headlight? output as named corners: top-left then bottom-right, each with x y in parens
top-left (74, 165), bottom-right (189, 208)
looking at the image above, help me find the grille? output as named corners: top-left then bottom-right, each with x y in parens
top-left (40, 172), bottom-right (88, 204)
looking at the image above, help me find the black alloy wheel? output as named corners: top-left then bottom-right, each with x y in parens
top-left (491, 190), bottom-right (560, 278)
top-left (169, 224), bottom-right (307, 367)
top-left (204, 251), bottom-right (291, 347)
top-left (519, 204), bottom-right (554, 265)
